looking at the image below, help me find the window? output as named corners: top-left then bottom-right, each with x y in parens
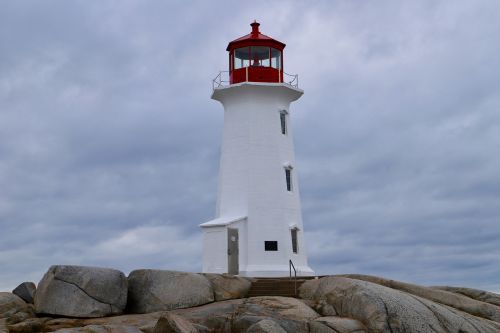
top-left (234, 47), bottom-right (250, 69)
top-left (251, 46), bottom-right (270, 67)
top-left (271, 48), bottom-right (281, 69)
top-left (285, 167), bottom-right (293, 192)
top-left (280, 111), bottom-right (287, 135)
top-left (291, 228), bottom-right (298, 254)
top-left (265, 241), bottom-right (278, 251)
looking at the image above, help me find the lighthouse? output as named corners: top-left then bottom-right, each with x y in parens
top-left (200, 22), bottom-right (314, 277)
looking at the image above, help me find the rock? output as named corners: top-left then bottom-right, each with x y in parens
top-left (12, 282), bottom-right (36, 304)
top-left (34, 265), bottom-right (128, 318)
top-left (0, 319), bottom-right (7, 333)
top-left (246, 319), bottom-right (286, 333)
top-left (300, 276), bottom-right (500, 333)
top-left (0, 292), bottom-right (35, 324)
top-left (246, 296), bottom-right (319, 322)
top-left (340, 274), bottom-right (500, 324)
top-left (154, 313), bottom-right (199, 333)
top-left (43, 318), bottom-right (86, 332)
top-left (231, 297), bottom-right (319, 333)
top-left (308, 321), bottom-right (337, 333)
top-left (173, 299), bottom-right (242, 332)
top-left (6, 317), bottom-right (50, 333)
top-left (53, 324), bottom-right (143, 332)
top-left (312, 316), bottom-right (367, 333)
top-left (171, 297), bottom-right (318, 333)
top-left (202, 274), bottom-right (252, 301)
top-left (127, 270), bottom-right (214, 313)
top-left (432, 286), bottom-right (500, 307)
top-left (84, 312), bottom-right (166, 333)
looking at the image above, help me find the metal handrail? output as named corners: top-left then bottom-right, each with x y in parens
top-left (283, 71), bottom-right (299, 88)
top-left (289, 259), bottom-right (297, 297)
top-left (211, 69), bottom-right (299, 90)
top-left (212, 71), bottom-right (230, 90)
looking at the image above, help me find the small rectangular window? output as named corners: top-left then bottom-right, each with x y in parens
top-left (285, 168), bottom-right (292, 191)
top-left (265, 241), bottom-right (278, 251)
top-left (291, 229), bottom-right (298, 254)
top-left (280, 112), bottom-right (287, 135)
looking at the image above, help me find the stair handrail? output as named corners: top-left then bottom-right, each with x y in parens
top-left (289, 259), bottom-right (297, 297)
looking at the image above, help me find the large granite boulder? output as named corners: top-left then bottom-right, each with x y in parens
top-left (300, 276), bottom-right (500, 333)
top-left (34, 265), bottom-right (127, 318)
top-left (12, 282), bottom-right (36, 304)
top-left (432, 285), bottom-right (500, 307)
top-left (0, 292), bottom-right (35, 325)
top-left (127, 270), bottom-right (214, 313)
top-left (202, 274), bottom-right (252, 301)
top-left (340, 274), bottom-right (500, 324)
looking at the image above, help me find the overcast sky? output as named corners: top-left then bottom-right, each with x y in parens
top-left (1, 0), bottom-right (499, 293)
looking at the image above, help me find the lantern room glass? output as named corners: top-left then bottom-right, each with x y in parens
top-left (271, 48), bottom-right (281, 70)
top-left (232, 47), bottom-right (282, 70)
top-left (250, 46), bottom-right (270, 67)
top-left (234, 47), bottom-right (250, 69)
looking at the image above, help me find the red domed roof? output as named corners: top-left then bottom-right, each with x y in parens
top-left (226, 21), bottom-right (286, 51)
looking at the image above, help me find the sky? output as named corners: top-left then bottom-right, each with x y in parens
top-left (1, 0), bottom-right (499, 293)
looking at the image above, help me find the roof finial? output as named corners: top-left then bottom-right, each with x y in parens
top-left (250, 20), bottom-right (260, 36)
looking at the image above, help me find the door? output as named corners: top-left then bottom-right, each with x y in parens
top-left (227, 228), bottom-right (239, 275)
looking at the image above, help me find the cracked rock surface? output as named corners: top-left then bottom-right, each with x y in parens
top-left (0, 292), bottom-right (35, 325)
top-left (34, 265), bottom-right (127, 318)
top-left (127, 270), bottom-right (214, 314)
top-left (202, 273), bottom-right (252, 301)
top-left (300, 276), bottom-right (500, 333)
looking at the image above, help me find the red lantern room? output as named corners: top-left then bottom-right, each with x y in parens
top-left (227, 21), bottom-right (286, 84)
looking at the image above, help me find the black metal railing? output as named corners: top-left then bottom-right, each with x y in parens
top-left (289, 259), bottom-right (297, 296)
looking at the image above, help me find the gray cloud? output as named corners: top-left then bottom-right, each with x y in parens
top-left (1, 0), bottom-right (499, 293)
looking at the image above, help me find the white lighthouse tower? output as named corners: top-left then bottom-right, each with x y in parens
top-left (200, 22), bottom-right (314, 277)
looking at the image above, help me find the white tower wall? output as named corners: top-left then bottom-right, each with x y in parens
top-left (201, 82), bottom-right (314, 277)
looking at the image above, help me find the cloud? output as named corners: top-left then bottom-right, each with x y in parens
top-left (1, 0), bottom-right (500, 293)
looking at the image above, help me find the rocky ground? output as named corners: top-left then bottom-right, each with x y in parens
top-left (1, 266), bottom-right (500, 332)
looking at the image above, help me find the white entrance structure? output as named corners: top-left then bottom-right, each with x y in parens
top-left (201, 22), bottom-right (314, 277)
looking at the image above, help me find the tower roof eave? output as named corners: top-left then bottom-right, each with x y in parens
top-left (226, 32), bottom-right (286, 51)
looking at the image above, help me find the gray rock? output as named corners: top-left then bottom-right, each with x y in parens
top-left (5, 317), bottom-right (50, 333)
top-left (154, 313), bottom-right (199, 333)
top-left (0, 319), bottom-right (7, 333)
top-left (202, 273), bottom-right (252, 301)
top-left (308, 321), bottom-right (337, 333)
top-left (432, 285), bottom-right (500, 307)
top-left (340, 274), bottom-right (500, 324)
top-left (231, 297), bottom-right (319, 333)
top-left (12, 282), bottom-right (36, 304)
top-left (54, 324), bottom-right (143, 332)
top-left (167, 297), bottom-right (318, 333)
top-left (34, 265), bottom-right (127, 318)
top-left (246, 319), bottom-right (286, 333)
top-left (0, 292), bottom-right (35, 324)
top-left (47, 312), bottom-right (164, 332)
top-left (173, 299), bottom-right (242, 332)
top-left (313, 316), bottom-right (367, 333)
top-left (300, 276), bottom-right (500, 333)
top-left (127, 270), bottom-right (214, 313)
